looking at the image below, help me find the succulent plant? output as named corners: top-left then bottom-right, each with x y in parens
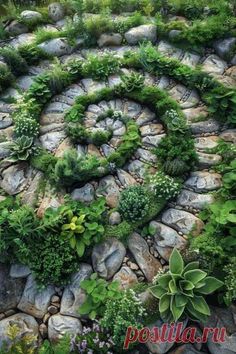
top-left (150, 249), bottom-right (224, 322)
top-left (117, 72), bottom-right (145, 93)
top-left (163, 158), bottom-right (188, 176)
top-left (9, 136), bottom-right (38, 161)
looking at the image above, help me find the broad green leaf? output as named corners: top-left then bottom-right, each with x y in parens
top-left (170, 297), bottom-right (185, 321)
top-left (196, 277), bottom-right (224, 294)
top-left (149, 285), bottom-right (166, 299)
top-left (186, 301), bottom-right (209, 323)
top-left (69, 237), bottom-right (76, 249)
top-left (159, 294), bottom-right (171, 313)
top-left (190, 296), bottom-right (210, 316)
top-left (76, 241), bottom-right (85, 257)
top-left (175, 294), bottom-right (188, 307)
top-left (184, 269), bottom-right (207, 284)
top-left (180, 280), bottom-right (195, 291)
top-left (169, 248), bottom-right (184, 275)
top-left (158, 274), bottom-right (172, 289)
top-left (169, 279), bottom-right (177, 294)
top-left (183, 261), bottom-right (199, 273)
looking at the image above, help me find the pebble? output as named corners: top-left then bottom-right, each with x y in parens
top-left (39, 323), bottom-right (48, 339)
top-left (51, 295), bottom-right (60, 303)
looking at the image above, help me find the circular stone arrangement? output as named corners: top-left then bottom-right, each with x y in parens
top-left (0, 2), bottom-right (236, 353)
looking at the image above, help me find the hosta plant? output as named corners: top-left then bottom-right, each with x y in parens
top-left (150, 249), bottom-right (224, 322)
top-left (9, 137), bottom-right (38, 161)
top-left (163, 109), bottom-right (187, 133)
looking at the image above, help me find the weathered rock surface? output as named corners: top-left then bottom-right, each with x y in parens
top-left (92, 238), bottom-right (126, 279)
top-left (48, 314), bottom-right (82, 342)
top-left (113, 266), bottom-right (138, 290)
top-left (10, 264), bottom-right (31, 279)
top-left (60, 264), bottom-right (93, 318)
top-left (184, 171), bottom-right (222, 192)
top-left (20, 10), bottom-right (42, 22)
top-left (0, 163), bottom-right (31, 195)
top-left (213, 37), bottom-right (236, 60)
top-left (177, 189), bottom-right (214, 210)
top-left (161, 208), bottom-right (204, 236)
top-left (0, 314), bottom-right (38, 348)
top-left (38, 38), bottom-right (72, 57)
top-left (125, 25), bottom-right (157, 45)
top-left (197, 152), bottom-right (222, 168)
top-left (128, 233), bottom-right (162, 281)
top-left (48, 3), bottom-right (65, 22)
top-left (149, 221), bottom-right (187, 261)
top-left (17, 275), bottom-right (55, 319)
top-left (0, 265), bottom-right (26, 313)
top-left (98, 33), bottom-right (122, 47)
top-left (220, 129), bottom-right (236, 144)
top-left (71, 183), bottom-right (95, 203)
top-left (97, 175), bottom-right (120, 208)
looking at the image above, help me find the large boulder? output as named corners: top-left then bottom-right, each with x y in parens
top-left (213, 37), bottom-right (236, 60)
top-left (0, 265), bottom-right (26, 313)
top-left (125, 24), bottom-right (157, 45)
top-left (97, 33), bottom-right (123, 47)
top-left (20, 10), bottom-right (42, 22)
top-left (48, 314), bottom-right (82, 342)
top-left (48, 3), bottom-right (65, 22)
top-left (6, 20), bottom-right (28, 36)
top-left (60, 264), bottom-right (93, 318)
top-left (92, 238), bottom-right (126, 279)
top-left (38, 38), bottom-right (72, 57)
top-left (0, 163), bottom-right (32, 195)
top-left (17, 274), bottom-right (56, 319)
top-left (0, 313), bottom-right (39, 348)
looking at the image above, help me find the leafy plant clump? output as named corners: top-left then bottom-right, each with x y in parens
top-left (82, 53), bottom-right (121, 80)
top-left (118, 185), bottom-right (151, 222)
top-left (150, 249), bottom-right (223, 322)
top-left (148, 171), bottom-right (181, 200)
top-left (79, 273), bottom-right (122, 319)
top-left (9, 136), bottom-right (38, 161)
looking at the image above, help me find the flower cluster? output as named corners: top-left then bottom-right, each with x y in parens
top-left (149, 171), bottom-right (181, 200)
top-left (70, 322), bottom-right (115, 354)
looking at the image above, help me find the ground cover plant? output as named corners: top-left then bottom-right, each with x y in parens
top-left (0, 0), bottom-right (236, 352)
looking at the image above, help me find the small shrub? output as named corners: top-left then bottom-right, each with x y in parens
top-left (148, 171), bottom-right (181, 200)
top-left (150, 249), bottom-right (223, 322)
top-left (0, 63), bottom-right (14, 92)
top-left (82, 53), bottom-right (120, 80)
top-left (18, 44), bottom-right (51, 65)
top-left (100, 289), bottom-right (147, 347)
top-left (91, 129), bottom-right (112, 146)
top-left (0, 46), bottom-right (28, 76)
top-left (118, 185), bottom-right (151, 222)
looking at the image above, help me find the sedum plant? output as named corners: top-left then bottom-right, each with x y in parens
top-left (9, 136), bottom-right (38, 161)
top-left (150, 249), bottom-right (224, 322)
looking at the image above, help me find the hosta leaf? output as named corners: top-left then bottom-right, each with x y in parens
top-left (149, 285), bottom-right (166, 299)
top-left (169, 248), bottom-right (184, 275)
top-left (169, 279), bottom-right (177, 294)
top-left (186, 301), bottom-right (209, 323)
top-left (196, 277), bottom-right (224, 295)
top-left (184, 269), bottom-right (207, 284)
top-left (69, 237), bottom-right (76, 249)
top-left (170, 297), bottom-right (185, 321)
top-left (159, 294), bottom-right (171, 313)
top-left (180, 280), bottom-right (195, 291)
top-left (190, 296), bottom-right (210, 316)
top-left (158, 274), bottom-right (172, 289)
top-left (183, 261), bottom-right (199, 273)
top-left (76, 241), bottom-right (85, 257)
top-left (175, 294), bottom-right (188, 307)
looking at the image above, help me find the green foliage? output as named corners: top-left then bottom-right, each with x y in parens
top-left (163, 109), bottom-right (187, 133)
top-left (100, 289), bottom-right (147, 347)
top-left (0, 324), bottom-right (37, 354)
top-left (84, 13), bottom-right (113, 38)
top-left (79, 273), bottom-right (122, 319)
top-left (150, 249), bottom-right (223, 322)
top-left (203, 86), bottom-right (236, 124)
top-left (9, 136), bottom-right (38, 161)
top-left (38, 336), bottom-right (71, 354)
top-left (148, 171), bottom-right (181, 200)
top-left (155, 132), bottom-right (198, 176)
top-left (91, 129), bottom-right (112, 146)
top-left (82, 53), bottom-right (121, 80)
top-left (14, 115), bottom-right (40, 139)
top-left (117, 72), bottom-right (145, 93)
top-left (0, 46), bottom-right (28, 76)
top-left (18, 43), bottom-right (51, 65)
top-left (223, 257), bottom-right (236, 306)
top-left (30, 149), bottom-right (58, 176)
top-left (54, 149), bottom-right (107, 187)
top-left (61, 198), bottom-right (106, 257)
top-left (105, 221), bottom-right (133, 241)
top-left (118, 185), bottom-right (151, 222)
top-left (0, 63), bottom-right (14, 93)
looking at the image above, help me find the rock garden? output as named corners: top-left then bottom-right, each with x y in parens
top-left (0, 0), bottom-right (236, 353)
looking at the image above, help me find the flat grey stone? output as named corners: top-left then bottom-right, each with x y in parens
top-left (194, 136), bottom-right (219, 151)
top-left (128, 232), bottom-right (162, 282)
top-left (113, 266), bottom-right (138, 290)
top-left (48, 2), bottom-right (65, 22)
top-left (125, 24), bottom-right (157, 44)
top-left (117, 169), bottom-right (137, 187)
top-left (0, 264), bottom-right (26, 313)
top-left (48, 314), bottom-right (82, 342)
top-left (20, 10), bottom-right (42, 22)
top-left (197, 152), bottom-right (222, 168)
top-left (98, 33), bottom-right (122, 47)
top-left (17, 274), bottom-right (56, 319)
top-left (135, 148), bottom-right (157, 164)
top-left (16, 75), bottom-right (34, 90)
top-left (157, 40), bottom-right (183, 59)
top-left (127, 159), bottom-right (150, 179)
top-left (92, 238), bottom-right (126, 279)
top-left (202, 55), bottom-right (227, 76)
top-left (10, 264), bottom-right (31, 279)
top-left (213, 37), bottom-right (236, 60)
top-left (185, 171), bottom-right (222, 192)
top-left (6, 20), bottom-right (28, 36)
top-left (60, 264), bottom-right (93, 318)
top-left (81, 78), bottom-right (106, 94)
top-left (71, 183), bottom-right (95, 203)
top-left (38, 38), bottom-right (72, 57)
top-left (0, 163), bottom-right (31, 195)
top-left (109, 211), bottom-right (121, 225)
top-left (0, 142), bottom-right (11, 159)
top-left (142, 134), bottom-right (166, 147)
top-left (150, 221), bottom-right (187, 261)
top-left (190, 119), bottom-right (220, 134)
top-left (44, 101), bottom-right (71, 113)
top-left (177, 189), bottom-right (214, 210)
top-left (97, 175), bottom-right (120, 208)
top-left (140, 123), bottom-right (163, 136)
top-left (220, 129), bottom-right (236, 144)
top-left (39, 130), bottom-right (66, 151)
top-left (181, 51), bottom-right (200, 67)
top-left (161, 208), bottom-right (204, 236)
top-left (136, 107), bottom-right (155, 126)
